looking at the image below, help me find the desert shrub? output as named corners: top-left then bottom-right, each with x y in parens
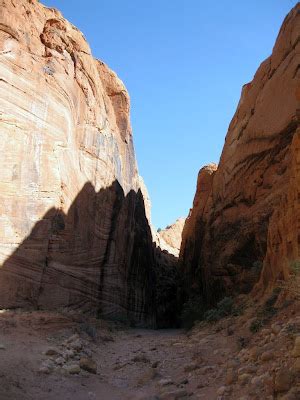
top-left (290, 260), bottom-right (300, 275)
top-left (203, 296), bottom-right (235, 322)
top-left (278, 260), bottom-right (300, 299)
top-left (181, 296), bottom-right (205, 330)
top-left (249, 319), bottom-right (264, 333)
top-left (249, 287), bottom-right (281, 333)
top-left (203, 308), bottom-right (222, 322)
top-left (237, 336), bottom-right (249, 349)
top-left (261, 287), bottom-right (281, 319)
top-left (182, 295), bottom-right (244, 329)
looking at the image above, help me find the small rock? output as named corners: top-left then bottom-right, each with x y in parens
top-left (138, 368), bottom-right (159, 385)
top-left (152, 361), bottom-right (159, 368)
top-left (39, 359), bottom-right (54, 374)
top-left (39, 366), bottom-right (52, 374)
top-left (63, 364), bottom-right (81, 374)
top-left (217, 386), bottom-right (227, 396)
top-left (250, 372), bottom-right (271, 387)
top-left (55, 357), bottom-right (65, 366)
top-left (0, 344), bottom-right (6, 350)
top-left (249, 346), bottom-right (260, 361)
top-left (198, 365), bottom-right (215, 374)
top-left (238, 373), bottom-right (251, 385)
top-left (65, 334), bottom-right (79, 344)
top-left (184, 362), bottom-right (200, 372)
top-left (251, 376), bottom-right (262, 386)
top-left (291, 336), bottom-right (300, 357)
top-left (62, 349), bottom-right (75, 360)
top-left (271, 324), bottom-right (281, 335)
top-left (179, 378), bottom-right (188, 385)
top-left (99, 334), bottom-right (114, 342)
top-left (79, 357), bottom-right (97, 374)
top-left (275, 369), bottom-right (293, 393)
top-left (226, 368), bottom-right (236, 385)
top-left (45, 348), bottom-right (59, 356)
top-left (262, 342), bottom-right (273, 351)
top-left (292, 358), bottom-right (300, 373)
top-left (227, 327), bottom-right (234, 336)
top-left (160, 389), bottom-right (187, 399)
top-left (69, 339), bottom-right (82, 351)
top-left (83, 348), bottom-right (93, 358)
top-left (280, 387), bottom-right (300, 400)
top-left (261, 328), bottom-right (272, 336)
top-left (158, 378), bottom-right (173, 386)
top-left (261, 350), bottom-right (274, 362)
top-left (227, 359), bottom-right (240, 368)
top-left (132, 354), bottom-right (150, 363)
top-left (269, 333), bottom-right (275, 342)
top-left (238, 365), bottom-right (257, 375)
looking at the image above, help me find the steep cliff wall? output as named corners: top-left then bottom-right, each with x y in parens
top-left (180, 4), bottom-right (300, 303)
top-left (0, 0), bottom-right (157, 325)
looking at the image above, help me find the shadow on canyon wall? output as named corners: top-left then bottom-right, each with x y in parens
top-left (0, 180), bottom-right (179, 328)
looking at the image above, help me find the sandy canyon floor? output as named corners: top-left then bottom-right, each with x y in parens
top-left (0, 298), bottom-right (299, 400)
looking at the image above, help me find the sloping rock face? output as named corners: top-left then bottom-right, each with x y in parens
top-left (159, 218), bottom-right (186, 256)
top-left (180, 4), bottom-right (300, 304)
top-left (0, 0), bottom-right (156, 325)
top-left (180, 164), bottom-right (217, 296)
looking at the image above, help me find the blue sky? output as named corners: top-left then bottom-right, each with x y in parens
top-left (42, 0), bottom-right (297, 229)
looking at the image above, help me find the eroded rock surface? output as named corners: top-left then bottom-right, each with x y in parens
top-left (0, 0), bottom-right (158, 325)
top-left (180, 4), bottom-right (300, 303)
top-left (158, 218), bottom-right (186, 257)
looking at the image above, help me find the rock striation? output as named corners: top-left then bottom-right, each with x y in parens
top-left (180, 4), bottom-right (300, 304)
top-left (0, 0), bottom-right (163, 326)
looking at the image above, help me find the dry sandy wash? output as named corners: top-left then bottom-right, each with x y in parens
top-left (0, 293), bottom-right (299, 400)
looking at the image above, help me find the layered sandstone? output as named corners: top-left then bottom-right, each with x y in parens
top-left (158, 218), bottom-right (185, 256)
top-left (180, 4), bottom-right (300, 303)
top-left (0, 0), bottom-right (157, 325)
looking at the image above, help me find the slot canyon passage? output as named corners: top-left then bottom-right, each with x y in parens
top-left (0, 1), bottom-right (299, 399)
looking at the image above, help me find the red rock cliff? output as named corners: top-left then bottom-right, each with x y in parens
top-left (180, 4), bottom-right (300, 303)
top-left (0, 0), bottom-right (159, 325)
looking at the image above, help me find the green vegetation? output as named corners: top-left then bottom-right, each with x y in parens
top-left (249, 287), bottom-right (281, 333)
top-left (181, 295), bottom-right (243, 330)
top-left (204, 296), bottom-right (245, 323)
top-left (277, 259), bottom-right (300, 300)
top-left (181, 296), bottom-right (205, 330)
top-left (290, 259), bottom-right (300, 275)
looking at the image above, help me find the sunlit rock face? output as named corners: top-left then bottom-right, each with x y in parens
top-left (180, 4), bottom-right (300, 304)
top-left (158, 218), bottom-right (186, 257)
top-left (0, 0), bottom-right (156, 325)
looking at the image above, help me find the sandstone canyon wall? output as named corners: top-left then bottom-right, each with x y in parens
top-left (0, 0), bottom-right (162, 326)
top-left (180, 4), bottom-right (300, 304)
